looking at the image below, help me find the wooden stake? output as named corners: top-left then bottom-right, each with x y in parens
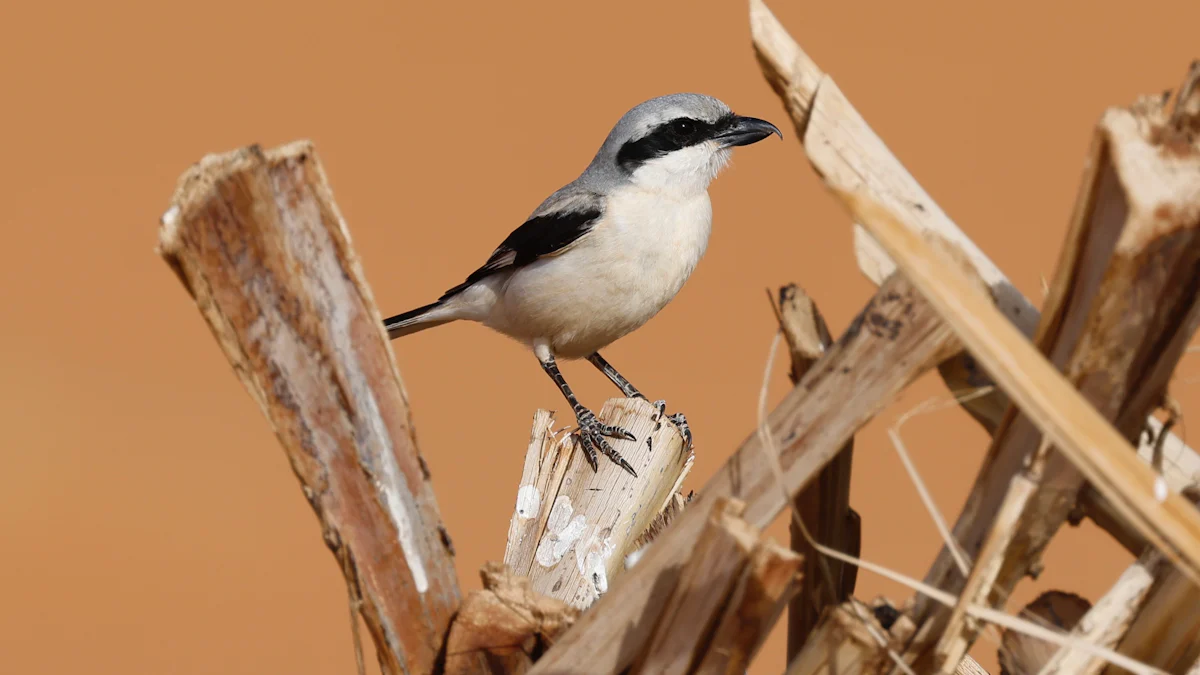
top-left (156, 142), bottom-right (468, 675)
top-left (774, 284), bottom-right (860, 657)
top-left (529, 270), bottom-right (964, 674)
top-left (503, 399), bottom-right (692, 609)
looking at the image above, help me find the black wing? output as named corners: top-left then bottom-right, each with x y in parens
top-left (437, 203), bottom-right (603, 301)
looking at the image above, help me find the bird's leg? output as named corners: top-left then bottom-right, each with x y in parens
top-left (586, 351), bottom-right (693, 449)
top-left (539, 352), bottom-right (638, 477)
top-left (586, 352), bottom-right (645, 399)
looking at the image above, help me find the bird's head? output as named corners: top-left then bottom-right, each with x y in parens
top-left (591, 93), bottom-right (781, 196)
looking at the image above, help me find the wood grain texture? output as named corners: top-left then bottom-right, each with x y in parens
top-left (896, 74), bottom-right (1200, 666)
top-left (933, 475), bottom-right (1037, 673)
top-left (631, 498), bottom-right (759, 675)
top-left (750, 0), bottom-right (1200, 496)
top-left (1000, 591), bottom-right (1093, 675)
top-left (693, 538), bottom-right (803, 675)
top-left (156, 142), bottom-right (467, 675)
top-left (831, 186), bottom-right (1200, 629)
top-left (528, 271), bottom-right (962, 674)
top-left (783, 600), bottom-right (892, 675)
top-left (503, 398), bottom-right (692, 610)
top-left (444, 563), bottom-right (579, 675)
top-left (774, 284), bottom-right (859, 659)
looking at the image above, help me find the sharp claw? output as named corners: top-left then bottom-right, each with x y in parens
top-left (668, 412), bottom-right (694, 449)
top-left (577, 432), bottom-right (600, 472)
top-left (617, 457), bottom-right (638, 478)
top-left (594, 434), bottom-right (638, 478)
top-left (573, 407), bottom-right (637, 475)
top-left (598, 423), bottom-right (636, 442)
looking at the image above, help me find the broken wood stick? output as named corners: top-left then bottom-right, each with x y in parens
top-left (784, 600), bottom-right (894, 675)
top-left (783, 601), bottom-right (995, 675)
top-left (156, 142), bottom-right (468, 675)
top-left (631, 498), bottom-right (761, 675)
top-left (529, 270), bottom-right (966, 674)
top-left (774, 284), bottom-right (860, 658)
top-left (503, 399), bottom-right (691, 609)
top-left (750, 0), bottom-right (1200, 492)
top-left (933, 474), bottom-right (1037, 673)
top-left (830, 185), bottom-right (1200, 602)
top-left (1039, 495), bottom-right (1200, 674)
top-left (1103, 554), bottom-right (1200, 674)
top-left (893, 64), bottom-right (1200, 666)
top-left (442, 563), bottom-right (580, 675)
top-left (999, 591), bottom-right (1092, 675)
top-left (692, 534), bottom-right (804, 674)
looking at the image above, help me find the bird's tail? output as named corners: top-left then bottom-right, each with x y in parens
top-left (383, 301), bottom-right (456, 339)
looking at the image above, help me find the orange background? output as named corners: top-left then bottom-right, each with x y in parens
top-left (4, 1), bottom-right (1199, 672)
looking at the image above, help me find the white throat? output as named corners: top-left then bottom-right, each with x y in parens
top-left (628, 143), bottom-right (732, 198)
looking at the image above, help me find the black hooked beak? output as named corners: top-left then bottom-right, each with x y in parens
top-left (714, 115), bottom-right (783, 148)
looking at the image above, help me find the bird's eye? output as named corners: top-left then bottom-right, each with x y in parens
top-left (671, 119), bottom-right (696, 136)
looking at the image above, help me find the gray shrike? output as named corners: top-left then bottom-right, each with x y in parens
top-left (383, 93), bottom-right (780, 477)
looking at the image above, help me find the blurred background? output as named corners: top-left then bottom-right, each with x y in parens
top-left (4, 0), bottom-right (1200, 672)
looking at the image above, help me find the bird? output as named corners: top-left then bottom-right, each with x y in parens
top-left (383, 93), bottom-right (780, 477)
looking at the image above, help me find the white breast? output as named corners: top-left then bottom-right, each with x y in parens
top-left (488, 185), bottom-right (714, 358)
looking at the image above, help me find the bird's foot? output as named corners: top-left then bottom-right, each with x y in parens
top-left (574, 407), bottom-right (638, 477)
top-left (650, 399), bottom-right (667, 420)
top-left (643, 398), bottom-right (693, 449)
top-left (668, 412), bottom-right (693, 449)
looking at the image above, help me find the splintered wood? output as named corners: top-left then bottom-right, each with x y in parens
top-left (530, 271), bottom-right (965, 674)
top-left (633, 498), bottom-right (801, 675)
top-left (774, 284), bottom-right (860, 659)
top-left (750, 1), bottom-right (1200, 671)
top-left (156, 142), bottom-right (469, 674)
top-left (158, 6), bottom-right (1200, 674)
top-left (902, 76), bottom-right (1200, 668)
top-left (443, 563), bottom-right (580, 675)
top-left (750, 0), bottom-right (1200, 486)
top-left (503, 398), bottom-right (692, 609)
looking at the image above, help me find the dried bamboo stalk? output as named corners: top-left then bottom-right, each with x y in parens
top-left (503, 399), bottom-right (691, 609)
top-left (774, 284), bottom-right (859, 658)
top-left (693, 538), bottom-right (804, 674)
top-left (156, 142), bottom-right (468, 674)
top-left (529, 271), bottom-right (965, 674)
top-left (750, 0), bottom-right (1200, 504)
